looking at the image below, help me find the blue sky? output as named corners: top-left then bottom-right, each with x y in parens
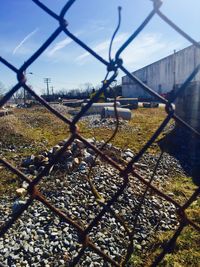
top-left (0, 0), bottom-right (200, 94)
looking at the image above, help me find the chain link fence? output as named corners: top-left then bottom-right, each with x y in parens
top-left (0, 0), bottom-right (200, 266)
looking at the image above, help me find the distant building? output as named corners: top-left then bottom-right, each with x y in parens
top-left (122, 44), bottom-right (200, 99)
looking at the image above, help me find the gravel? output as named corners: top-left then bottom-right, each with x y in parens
top-left (50, 104), bottom-right (71, 116)
top-left (80, 115), bottom-right (128, 130)
top-left (0, 137), bottom-right (184, 266)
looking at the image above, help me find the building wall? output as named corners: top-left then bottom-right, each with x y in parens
top-left (175, 81), bottom-right (200, 132)
top-left (122, 44), bottom-right (200, 98)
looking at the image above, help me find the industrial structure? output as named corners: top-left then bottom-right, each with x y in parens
top-left (122, 44), bottom-right (200, 99)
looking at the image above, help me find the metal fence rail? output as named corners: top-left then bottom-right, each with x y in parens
top-left (0, 0), bottom-right (200, 266)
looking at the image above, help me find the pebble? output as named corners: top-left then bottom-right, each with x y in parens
top-left (0, 139), bottom-right (184, 266)
top-left (37, 229), bottom-right (45, 235)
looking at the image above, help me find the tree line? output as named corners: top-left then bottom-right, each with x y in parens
top-left (0, 81), bottom-right (122, 103)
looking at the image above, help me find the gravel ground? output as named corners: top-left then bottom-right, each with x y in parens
top-left (0, 137), bottom-right (184, 266)
top-left (80, 115), bottom-right (128, 129)
top-left (50, 104), bottom-right (71, 117)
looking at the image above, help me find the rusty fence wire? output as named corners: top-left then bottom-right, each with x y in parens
top-left (0, 0), bottom-right (200, 266)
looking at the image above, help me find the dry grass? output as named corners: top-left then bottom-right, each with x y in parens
top-left (0, 107), bottom-right (70, 195)
top-left (0, 107), bottom-right (70, 149)
top-left (79, 107), bottom-right (167, 154)
top-left (130, 175), bottom-right (200, 267)
top-left (0, 106), bottom-right (199, 265)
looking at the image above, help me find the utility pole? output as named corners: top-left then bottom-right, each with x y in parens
top-left (51, 86), bottom-right (54, 95)
top-left (23, 69), bottom-right (33, 105)
top-left (44, 78), bottom-right (51, 96)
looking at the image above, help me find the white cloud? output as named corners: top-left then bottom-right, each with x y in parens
top-left (76, 40), bottom-right (108, 61)
top-left (76, 32), bottom-right (183, 71)
top-left (47, 31), bottom-right (84, 57)
top-left (121, 33), bottom-right (182, 70)
top-left (75, 33), bottom-right (128, 62)
top-left (13, 28), bottom-right (39, 55)
top-left (47, 38), bottom-right (72, 57)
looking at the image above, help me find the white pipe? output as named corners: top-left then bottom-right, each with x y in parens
top-left (82, 102), bottom-right (120, 114)
top-left (101, 107), bottom-right (132, 120)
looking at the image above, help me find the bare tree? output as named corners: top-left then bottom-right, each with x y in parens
top-left (12, 88), bottom-right (24, 104)
top-left (83, 82), bottom-right (93, 91)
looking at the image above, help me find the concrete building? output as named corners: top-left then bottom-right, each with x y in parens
top-left (122, 44), bottom-right (200, 98)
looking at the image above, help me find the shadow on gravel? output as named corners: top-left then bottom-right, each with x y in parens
top-left (158, 126), bottom-right (200, 186)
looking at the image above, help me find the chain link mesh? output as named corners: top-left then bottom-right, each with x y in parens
top-left (0, 0), bottom-right (199, 266)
